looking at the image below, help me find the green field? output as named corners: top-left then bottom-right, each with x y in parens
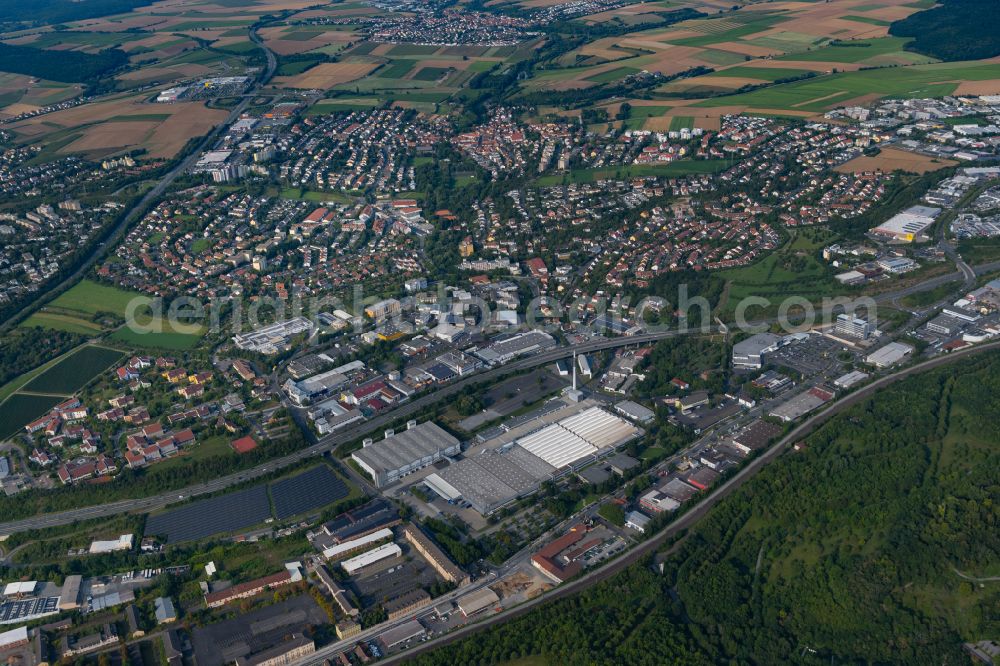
top-left (694, 60), bottom-right (1000, 111)
top-left (705, 66), bottom-right (811, 81)
top-left (376, 60), bottom-right (416, 79)
top-left (110, 324), bottom-right (204, 351)
top-left (21, 311), bottom-right (104, 335)
top-left (536, 159), bottom-right (728, 186)
top-left (584, 66), bottom-right (640, 84)
top-left (49, 280), bottom-right (144, 319)
top-left (775, 36), bottom-right (926, 64)
top-left (0, 394), bottom-right (63, 437)
top-left (412, 66), bottom-right (451, 81)
top-left (20, 345), bottom-right (124, 395)
top-left (843, 14), bottom-right (891, 26)
top-left (719, 230), bottom-right (839, 316)
top-left (387, 43), bottom-right (440, 57)
top-left (669, 115), bottom-right (694, 130)
top-left (307, 98), bottom-right (383, 114)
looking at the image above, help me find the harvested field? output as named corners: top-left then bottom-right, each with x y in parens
top-left (275, 61), bottom-right (379, 89)
top-left (835, 147), bottom-right (958, 174)
top-left (10, 95), bottom-right (226, 159)
top-left (0, 102), bottom-right (40, 117)
top-left (952, 79), bottom-right (1000, 95)
top-left (61, 121), bottom-right (158, 157)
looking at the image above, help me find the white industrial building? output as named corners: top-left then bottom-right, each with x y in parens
top-left (871, 205), bottom-right (941, 242)
top-left (424, 406), bottom-right (640, 515)
top-left (866, 341), bottom-right (914, 368)
top-left (732, 332), bottom-right (783, 369)
top-left (323, 528), bottom-right (394, 561)
top-left (352, 421), bottom-right (460, 488)
top-left (233, 317), bottom-right (315, 354)
top-left (88, 534), bottom-right (134, 554)
top-left (340, 543), bottom-right (401, 575)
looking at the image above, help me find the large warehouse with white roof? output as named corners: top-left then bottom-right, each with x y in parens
top-left (424, 406), bottom-right (641, 514)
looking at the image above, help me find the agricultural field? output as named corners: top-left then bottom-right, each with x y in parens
top-left (690, 60), bottom-right (1000, 113)
top-left (273, 61), bottom-right (381, 89)
top-left (24, 280), bottom-right (206, 349)
top-left (835, 147), bottom-right (958, 174)
top-left (8, 92), bottom-right (227, 161)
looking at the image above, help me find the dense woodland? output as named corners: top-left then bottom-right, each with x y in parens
top-left (0, 42), bottom-right (127, 83)
top-left (890, 0), bottom-right (1000, 61)
top-left (412, 351), bottom-right (1000, 665)
top-left (0, 0), bottom-right (156, 26)
top-left (0, 329), bottom-right (85, 388)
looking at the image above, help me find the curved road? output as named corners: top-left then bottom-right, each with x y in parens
top-left (0, 28), bottom-right (276, 332)
top-left (355, 336), bottom-right (1000, 665)
top-left (0, 329), bottom-right (699, 535)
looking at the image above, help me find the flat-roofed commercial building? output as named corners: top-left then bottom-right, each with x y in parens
top-left (233, 318), bottom-right (314, 354)
top-left (426, 407), bottom-right (640, 515)
top-left (340, 543), bottom-right (401, 576)
top-left (351, 422), bottom-right (460, 488)
top-left (866, 341), bottom-right (914, 368)
top-left (402, 524), bottom-right (470, 586)
top-left (871, 205), bottom-right (941, 242)
top-left (834, 314), bottom-right (873, 340)
top-left (732, 333), bottom-right (782, 369)
top-left (456, 588), bottom-right (499, 617)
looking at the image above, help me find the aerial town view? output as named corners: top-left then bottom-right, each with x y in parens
top-left (0, 0), bottom-right (998, 663)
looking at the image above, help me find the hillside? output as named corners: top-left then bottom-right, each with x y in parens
top-left (411, 351), bottom-right (1000, 665)
top-left (890, 0), bottom-right (1000, 61)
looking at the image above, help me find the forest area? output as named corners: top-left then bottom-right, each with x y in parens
top-left (411, 351), bottom-right (1000, 665)
top-left (890, 0), bottom-right (1000, 61)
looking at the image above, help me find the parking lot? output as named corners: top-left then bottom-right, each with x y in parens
top-left (768, 335), bottom-right (850, 378)
top-left (349, 545), bottom-right (442, 609)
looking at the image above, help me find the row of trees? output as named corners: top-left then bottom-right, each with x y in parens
top-left (410, 351), bottom-right (1000, 664)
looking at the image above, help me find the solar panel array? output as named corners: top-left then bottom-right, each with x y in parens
top-left (146, 485), bottom-right (271, 543)
top-left (270, 465), bottom-right (349, 519)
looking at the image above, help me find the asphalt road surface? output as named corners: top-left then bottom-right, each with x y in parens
top-left (0, 28), bottom-right (276, 332)
top-left (0, 329), bottom-right (694, 535)
top-left (357, 336), bottom-right (1000, 666)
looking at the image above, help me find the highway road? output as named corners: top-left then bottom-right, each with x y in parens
top-left (351, 336), bottom-right (1000, 666)
top-left (0, 329), bottom-right (698, 535)
top-left (4, 252), bottom-right (1000, 535)
top-left (0, 27), bottom-right (276, 332)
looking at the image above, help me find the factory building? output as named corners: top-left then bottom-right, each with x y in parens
top-left (871, 205), bottom-right (941, 242)
top-left (351, 421), bottom-right (460, 488)
top-left (340, 543), bottom-right (402, 576)
top-left (402, 524), bottom-right (470, 586)
top-left (424, 407), bottom-right (639, 515)
top-left (232, 318), bottom-right (315, 354)
top-left (732, 333), bottom-right (782, 369)
top-left (866, 341), bottom-right (914, 368)
top-left (456, 588), bottom-right (500, 617)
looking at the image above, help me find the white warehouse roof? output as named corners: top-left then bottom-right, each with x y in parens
top-left (341, 543), bottom-right (401, 575)
top-left (559, 406), bottom-right (639, 449)
top-left (3, 582), bottom-right (36, 596)
top-left (323, 528), bottom-right (394, 561)
top-left (516, 423), bottom-right (596, 469)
